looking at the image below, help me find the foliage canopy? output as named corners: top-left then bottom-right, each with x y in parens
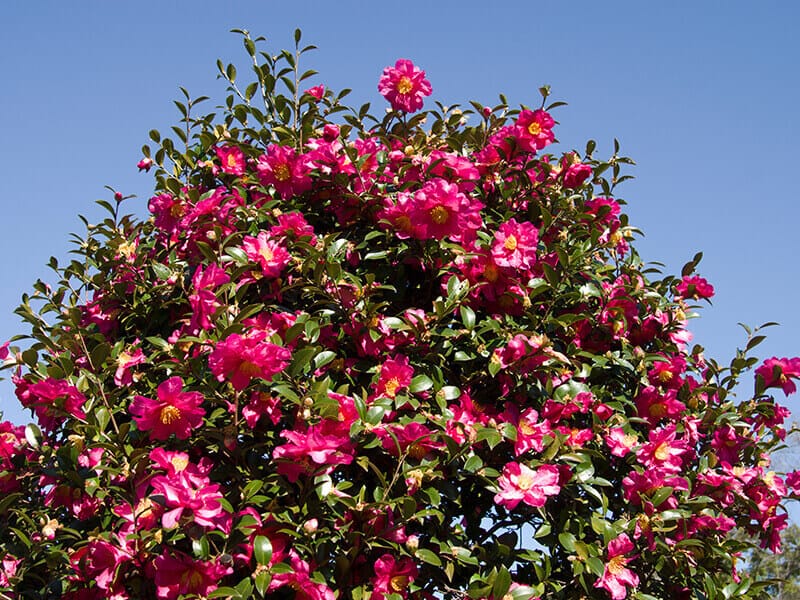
top-left (1, 29), bottom-right (799, 600)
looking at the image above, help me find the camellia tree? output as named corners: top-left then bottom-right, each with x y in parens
top-left (1, 29), bottom-right (800, 600)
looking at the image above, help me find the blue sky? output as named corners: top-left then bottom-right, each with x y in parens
top-left (0, 1), bottom-right (799, 426)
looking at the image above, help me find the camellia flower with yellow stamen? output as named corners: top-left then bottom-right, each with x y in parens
top-left (514, 108), bottom-right (555, 153)
top-left (256, 143), bottom-right (312, 200)
top-left (129, 376), bottom-right (205, 441)
top-left (491, 217), bottom-right (539, 270)
top-left (373, 354), bottom-right (414, 400)
top-left (594, 533), bottom-right (639, 600)
top-left (242, 231), bottom-right (291, 278)
top-left (378, 58), bottom-right (431, 113)
top-left (494, 461), bottom-right (562, 509)
top-left (214, 144), bottom-right (246, 176)
top-left (371, 553), bottom-right (418, 600)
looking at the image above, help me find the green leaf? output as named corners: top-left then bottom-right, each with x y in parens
top-left (253, 535), bottom-right (273, 566)
top-left (409, 375), bottom-right (433, 393)
top-left (24, 423), bottom-right (42, 449)
top-left (559, 532), bottom-right (576, 552)
top-left (492, 566), bottom-right (512, 599)
top-left (313, 350), bottom-right (337, 370)
top-left (416, 548), bottom-right (442, 567)
top-left (459, 305), bottom-right (476, 329)
top-left (650, 486), bottom-right (674, 507)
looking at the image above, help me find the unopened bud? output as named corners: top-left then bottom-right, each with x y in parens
top-left (304, 518), bottom-right (319, 534)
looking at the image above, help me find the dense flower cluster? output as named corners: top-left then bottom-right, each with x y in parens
top-left (0, 31), bottom-right (797, 600)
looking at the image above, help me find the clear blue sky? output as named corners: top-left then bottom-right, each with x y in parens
top-left (1, 1), bottom-right (799, 426)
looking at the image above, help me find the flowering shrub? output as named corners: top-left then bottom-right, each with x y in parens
top-left (1, 29), bottom-right (799, 600)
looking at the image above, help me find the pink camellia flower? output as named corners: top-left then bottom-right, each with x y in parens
top-left (189, 263), bottom-right (230, 331)
top-left (622, 469), bottom-right (688, 509)
top-left (114, 343), bottom-right (146, 387)
top-left (242, 232), bottom-right (291, 278)
top-left (491, 218), bottom-right (539, 270)
top-left (514, 109), bottom-right (555, 153)
top-left (371, 553), bottom-right (418, 599)
top-left (373, 354), bottom-right (414, 399)
top-left (270, 210), bottom-right (317, 244)
top-left (514, 408), bottom-right (552, 456)
top-left (69, 539), bottom-right (129, 592)
top-left (15, 377), bottom-right (87, 432)
top-left (494, 462), bottom-right (561, 510)
top-left (0, 341), bottom-right (9, 360)
top-left (647, 354), bottom-right (687, 390)
top-left (711, 424), bottom-right (749, 466)
top-left (273, 420), bottom-right (355, 482)
top-left (561, 154), bottom-right (593, 188)
top-left (0, 554), bottom-right (20, 588)
top-left (756, 357), bottom-right (800, 395)
top-left (256, 144), bottom-right (312, 200)
top-left (151, 551), bottom-right (231, 600)
top-left (635, 424), bottom-right (689, 474)
top-left (241, 391), bottom-right (282, 428)
top-left (137, 157), bottom-right (154, 171)
top-left (378, 59), bottom-right (432, 113)
top-left (304, 84), bottom-right (325, 100)
top-left (675, 275), bottom-right (715, 300)
top-left (605, 428), bottom-right (639, 457)
top-left (129, 376), bottom-right (205, 440)
top-left (376, 421), bottom-right (444, 460)
top-left (594, 534), bottom-right (639, 600)
top-left (268, 550), bottom-right (335, 600)
top-left (150, 468), bottom-right (229, 531)
top-left (634, 385), bottom-right (686, 426)
top-left (410, 178), bottom-right (484, 242)
top-left (208, 332), bottom-right (292, 391)
top-left (214, 145), bottom-right (246, 175)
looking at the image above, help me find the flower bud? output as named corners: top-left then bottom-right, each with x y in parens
top-left (303, 518), bottom-right (319, 534)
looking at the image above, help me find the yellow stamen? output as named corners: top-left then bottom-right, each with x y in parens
top-left (516, 472), bottom-right (534, 491)
top-left (607, 554), bottom-right (627, 575)
top-left (384, 377), bottom-right (401, 398)
top-left (430, 205), bottom-right (449, 224)
top-left (396, 76), bottom-right (413, 95)
top-left (274, 163), bottom-right (291, 181)
top-left (391, 575), bottom-right (410, 592)
top-left (504, 235), bottom-right (518, 251)
top-left (654, 442), bottom-right (670, 461)
top-left (170, 456), bottom-right (189, 472)
top-left (527, 121), bottom-right (542, 136)
top-left (658, 369), bottom-right (673, 383)
top-left (159, 405), bottom-right (181, 425)
top-left (259, 245), bottom-right (274, 263)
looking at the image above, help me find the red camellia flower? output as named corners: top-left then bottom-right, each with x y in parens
top-left (129, 376), bottom-right (205, 440)
top-left (378, 59), bottom-right (432, 113)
